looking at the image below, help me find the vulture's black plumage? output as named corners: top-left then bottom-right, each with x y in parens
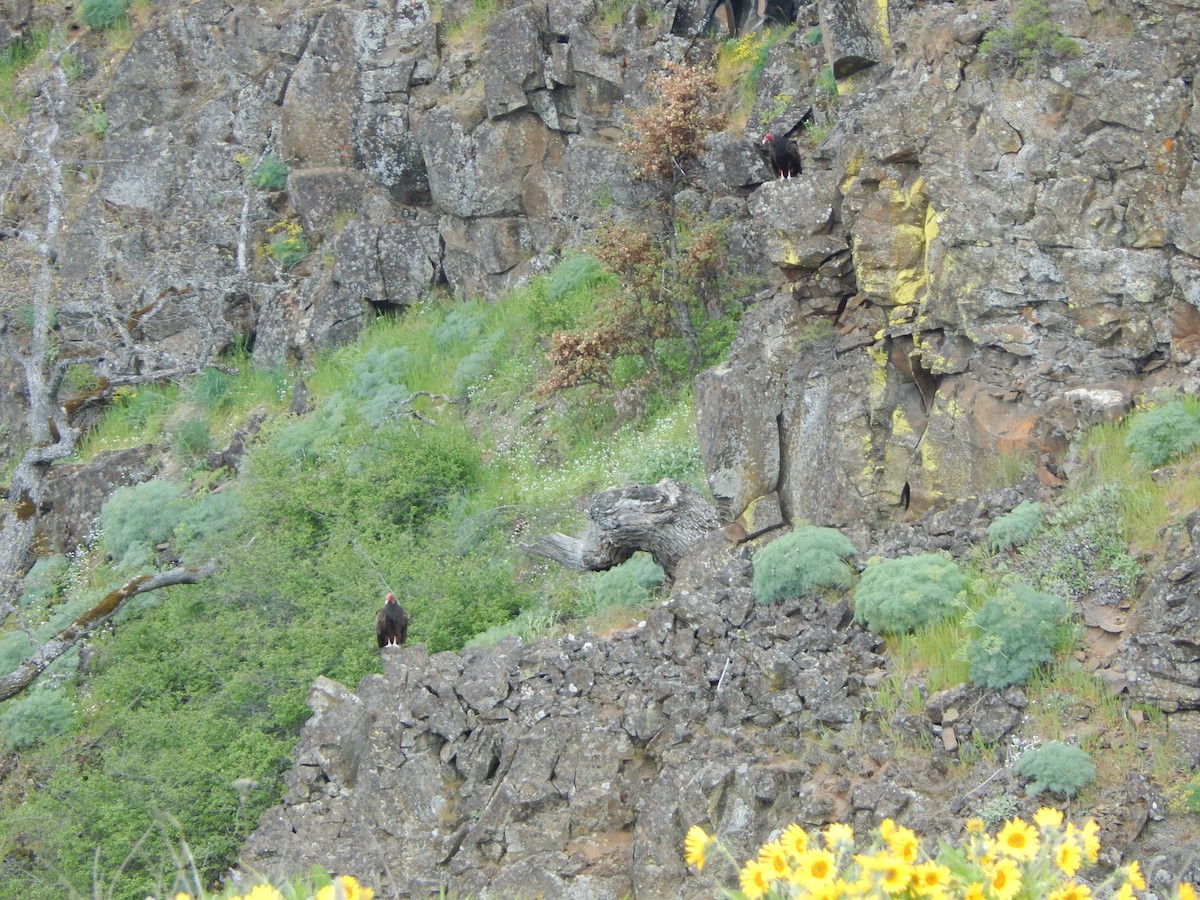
top-left (761, 133), bottom-right (802, 180)
top-left (760, 107), bottom-right (815, 180)
top-left (375, 592), bottom-right (408, 648)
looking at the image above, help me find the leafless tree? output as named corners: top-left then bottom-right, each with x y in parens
top-left (0, 39), bottom-right (218, 623)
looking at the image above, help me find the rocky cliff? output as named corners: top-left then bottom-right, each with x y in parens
top-left (237, 485), bottom-right (1200, 897)
top-left (4, 0), bottom-right (1199, 543)
top-left (3, 0), bottom-right (1200, 893)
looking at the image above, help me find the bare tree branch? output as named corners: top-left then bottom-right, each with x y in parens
top-left (0, 562), bottom-right (217, 703)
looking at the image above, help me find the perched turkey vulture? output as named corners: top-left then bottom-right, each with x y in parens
top-left (760, 106), bottom-right (816, 180)
top-left (761, 132), bottom-right (802, 180)
top-left (375, 592), bottom-right (408, 648)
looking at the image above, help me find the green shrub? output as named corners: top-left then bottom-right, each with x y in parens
top-left (967, 581), bottom-right (1067, 688)
top-left (580, 553), bottom-right (665, 615)
top-left (853, 553), bottom-right (964, 633)
top-left (988, 500), bottom-right (1044, 552)
top-left (625, 445), bottom-right (702, 486)
top-left (248, 154), bottom-right (288, 191)
top-left (1124, 398), bottom-right (1200, 469)
top-left (753, 526), bottom-right (857, 604)
top-left (172, 418), bottom-right (212, 465)
top-left (979, 0), bottom-right (1081, 76)
top-left (433, 306), bottom-right (485, 352)
top-left (175, 489), bottom-right (242, 559)
top-left (265, 224), bottom-right (309, 269)
top-left (17, 554), bottom-right (69, 607)
top-left (100, 479), bottom-right (185, 570)
top-left (78, 0), bottom-right (128, 30)
top-left (346, 346), bottom-right (412, 425)
top-left (0, 689), bottom-right (75, 751)
top-left (549, 254), bottom-right (605, 302)
top-left (1015, 741), bottom-right (1095, 797)
top-left (0, 631), bottom-right (37, 675)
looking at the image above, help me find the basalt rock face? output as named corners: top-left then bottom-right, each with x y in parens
top-left (237, 546), bottom-right (899, 897)
top-left (239, 497), bottom-right (1198, 897)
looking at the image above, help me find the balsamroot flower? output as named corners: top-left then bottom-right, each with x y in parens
top-left (997, 818), bottom-right (1040, 861)
top-left (1123, 860), bottom-right (1147, 891)
top-left (314, 876), bottom-right (373, 900)
top-left (986, 857), bottom-right (1022, 900)
top-left (1055, 838), bottom-right (1083, 877)
top-left (739, 858), bottom-right (774, 900)
top-left (792, 848), bottom-right (837, 889)
top-left (684, 825), bottom-right (711, 870)
top-left (823, 822), bottom-right (854, 851)
top-left (1035, 806), bottom-right (1065, 830)
top-left (780, 823), bottom-right (809, 859)
top-left (758, 840), bottom-right (792, 881)
top-left (1047, 882), bottom-right (1093, 900)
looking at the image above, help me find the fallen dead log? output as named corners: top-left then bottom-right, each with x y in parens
top-left (522, 479), bottom-right (719, 579)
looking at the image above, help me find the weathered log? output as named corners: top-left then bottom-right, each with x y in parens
top-left (522, 479), bottom-right (719, 579)
top-left (0, 562), bottom-right (216, 703)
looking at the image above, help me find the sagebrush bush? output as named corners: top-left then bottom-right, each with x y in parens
top-left (580, 553), bottom-right (665, 615)
top-left (1124, 398), bottom-right (1200, 469)
top-left (100, 479), bottom-right (185, 570)
top-left (0, 631), bottom-right (36, 675)
top-left (78, 0), bottom-right (127, 29)
top-left (346, 346), bottom-right (412, 425)
top-left (175, 489), bottom-right (242, 558)
top-left (0, 689), bottom-right (75, 751)
top-left (967, 581), bottom-right (1067, 688)
top-left (853, 553), bottom-right (964, 633)
top-left (752, 526), bottom-right (857, 605)
top-left (988, 500), bottom-right (1044, 552)
top-left (1016, 741), bottom-right (1095, 797)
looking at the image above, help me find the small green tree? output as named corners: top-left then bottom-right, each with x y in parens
top-left (979, 0), bottom-right (1081, 76)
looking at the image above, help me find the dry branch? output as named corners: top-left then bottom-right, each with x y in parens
top-left (0, 563), bottom-right (216, 703)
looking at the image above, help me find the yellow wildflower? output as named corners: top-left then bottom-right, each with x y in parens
top-left (996, 818), bottom-right (1039, 861)
top-left (315, 876), bottom-right (373, 900)
top-left (781, 823), bottom-right (810, 859)
top-left (1179, 883), bottom-right (1199, 900)
top-left (244, 887), bottom-right (284, 900)
top-left (1034, 807), bottom-right (1064, 830)
top-left (1079, 819), bottom-right (1101, 862)
top-left (792, 848), bottom-right (838, 888)
top-left (986, 857), bottom-right (1022, 900)
top-left (911, 861), bottom-right (951, 896)
top-left (1123, 860), bottom-right (1147, 891)
top-left (859, 852), bottom-right (912, 896)
top-left (1116, 885), bottom-right (1136, 900)
top-left (965, 818), bottom-right (985, 834)
top-left (684, 825), bottom-right (711, 870)
top-left (1047, 882), bottom-right (1092, 900)
top-left (758, 840), bottom-right (792, 881)
top-left (824, 822), bottom-right (855, 851)
top-left (885, 824), bottom-right (921, 863)
top-left (1055, 839), bottom-right (1082, 877)
top-left (740, 859), bottom-right (773, 900)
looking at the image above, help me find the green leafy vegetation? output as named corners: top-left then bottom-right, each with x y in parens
top-left (751, 525), bottom-right (856, 604)
top-left (0, 688), bottom-right (75, 751)
top-left (0, 26), bottom-right (52, 115)
top-left (979, 0), bottom-right (1081, 76)
top-left (248, 154), bottom-right (288, 191)
top-left (987, 500), bottom-right (1044, 552)
top-left (966, 580), bottom-right (1069, 689)
top-left (1123, 396), bottom-right (1200, 469)
top-left (79, 0), bottom-right (130, 30)
top-left (1016, 741), bottom-right (1096, 797)
top-left (853, 553), bottom-right (965, 634)
top-left (100, 479), bottom-right (186, 571)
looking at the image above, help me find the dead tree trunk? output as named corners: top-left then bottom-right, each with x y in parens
top-left (523, 479), bottom-right (719, 579)
top-left (0, 563), bottom-right (216, 703)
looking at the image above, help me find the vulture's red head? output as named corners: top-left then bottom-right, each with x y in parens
top-left (762, 133), bottom-right (775, 145)
top-left (385, 592), bottom-right (396, 604)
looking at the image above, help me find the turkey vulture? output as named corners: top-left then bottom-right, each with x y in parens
top-left (760, 107), bottom-right (816, 180)
top-left (375, 592), bottom-right (408, 648)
